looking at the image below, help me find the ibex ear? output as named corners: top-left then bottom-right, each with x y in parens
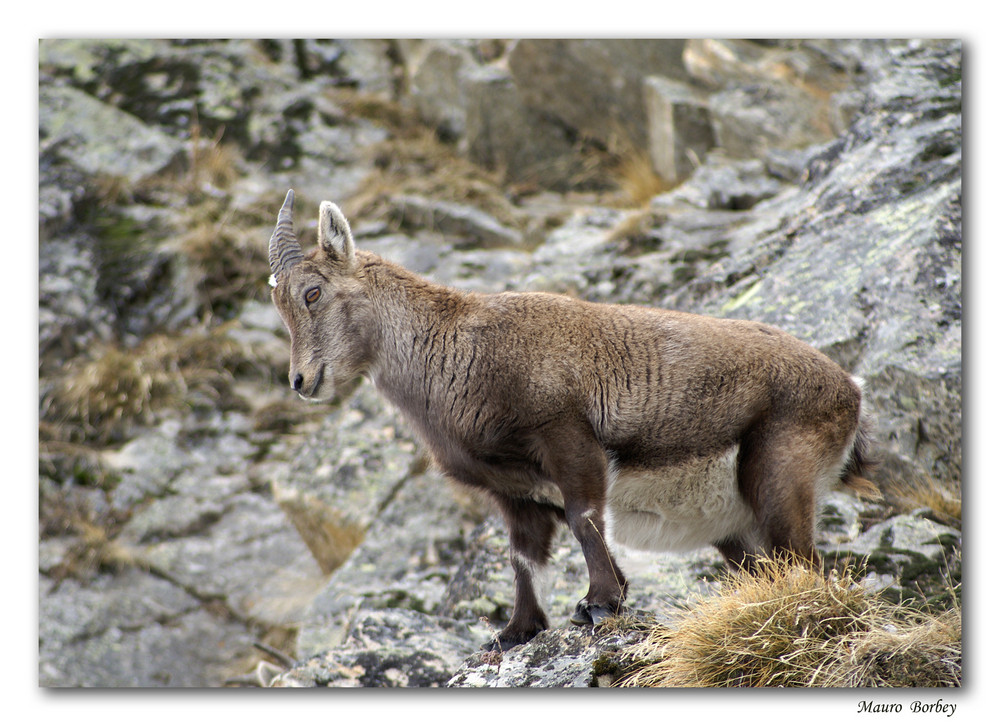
top-left (318, 201), bottom-right (356, 267)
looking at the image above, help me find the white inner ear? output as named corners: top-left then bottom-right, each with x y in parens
top-left (268, 274), bottom-right (278, 288)
top-left (319, 201), bottom-right (355, 262)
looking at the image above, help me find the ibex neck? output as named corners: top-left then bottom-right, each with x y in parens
top-left (360, 253), bottom-right (475, 412)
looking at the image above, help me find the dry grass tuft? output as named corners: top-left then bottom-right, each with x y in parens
top-left (41, 324), bottom-right (273, 446)
top-left (271, 482), bottom-right (367, 575)
top-left (51, 518), bottom-right (147, 580)
top-left (816, 607), bottom-right (961, 688)
top-left (179, 207), bottom-right (272, 316)
top-left (610, 150), bottom-right (669, 208)
top-left (329, 88), bottom-right (521, 231)
top-left (43, 344), bottom-right (168, 444)
top-left (886, 477), bottom-right (961, 528)
top-left (351, 129), bottom-right (520, 230)
top-left (619, 558), bottom-right (961, 688)
top-left (594, 132), bottom-right (672, 209)
top-left (41, 491), bottom-right (144, 585)
top-left (331, 89), bottom-right (423, 134)
top-left (187, 126), bottom-right (242, 193)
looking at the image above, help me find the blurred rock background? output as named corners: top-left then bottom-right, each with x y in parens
top-left (37, 38), bottom-right (960, 687)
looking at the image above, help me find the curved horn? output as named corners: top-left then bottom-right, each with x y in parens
top-left (268, 189), bottom-right (302, 277)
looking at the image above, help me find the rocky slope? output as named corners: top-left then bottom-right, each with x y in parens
top-left (38, 39), bottom-right (960, 687)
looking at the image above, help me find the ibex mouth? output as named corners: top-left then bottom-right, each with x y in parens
top-left (299, 365), bottom-right (325, 400)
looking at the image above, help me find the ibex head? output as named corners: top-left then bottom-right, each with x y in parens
top-left (268, 190), bottom-right (375, 401)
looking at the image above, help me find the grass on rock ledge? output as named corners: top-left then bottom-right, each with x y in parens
top-left (617, 557), bottom-right (960, 688)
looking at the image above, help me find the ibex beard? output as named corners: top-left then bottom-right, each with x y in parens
top-left (267, 190), bottom-right (878, 651)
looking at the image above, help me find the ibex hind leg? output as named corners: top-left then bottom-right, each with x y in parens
top-left (714, 535), bottom-right (763, 573)
top-left (486, 495), bottom-right (563, 651)
top-left (737, 425), bottom-right (833, 568)
top-left (539, 430), bottom-right (628, 628)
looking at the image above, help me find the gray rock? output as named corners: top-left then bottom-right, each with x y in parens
top-left (825, 509), bottom-right (961, 607)
top-left (679, 40), bottom-right (850, 161)
top-left (37, 39), bottom-right (963, 690)
top-left (336, 40), bottom-right (398, 98)
top-left (816, 491), bottom-right (884, 547)
top-left (507, 39), bottom-right (688, 153)
top-left (141, 490), bottom-right (325, 624)
top-left (39, 38), bottom-right (159, 86)
top-left (273, 609), bottom-right (481, 687)
top-left (405, 40), bottom-right (478, 139)
top-left (294, 467), bottom-right (480, 658)
top-left (461, 64), bottom-right (582, 189)
top-left (387, 194), bottom-right (523, 248)
top-left (358, 228), bottom-right (533, 294)
top-left (39, 570), bottom-right (250, 687)
top-left (39, 84), bottom-right (186, 185)
top-left (653, 156), bottom-right (784, 211)
top-left (833, 511), bottom-right (958, 561)
top-left (520, 206), bottom-right (631, 296)
top-left (683, 39), bottom-right (848, 95)
top-left (709, 83), bottom-right (833, 159)
top-left (644, 76), bottom-right (714, 184)
top-left (37, 227), bottom-right (112, 372)
top-left (276, 382), bottom-right (421, 521)
top-left (431, 248), bottom-right (533, 293)
top-left (448, 622), bottom-right (649, 688)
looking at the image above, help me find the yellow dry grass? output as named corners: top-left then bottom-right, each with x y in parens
top-left (619, 558), bottom-right (960, 688)
top-left (610, 150), bottom-right (669, 208)
top-left (271, 482), bottom-right (367, 575)
top-left (187, 124), bottom-right (241, 192)
top-left (41, 324), bottom-right (272, 446)
top-left (329, 88), bottom-right (522, 229)
top-left (886, 477), bottom-right (961, 528)
top-left (178, 207), bottom-right (273, 314)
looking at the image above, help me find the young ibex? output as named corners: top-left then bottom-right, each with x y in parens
top-left (267, 190), bottom-right (877, 650)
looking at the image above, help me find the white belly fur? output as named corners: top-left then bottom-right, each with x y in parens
top-left (605, 445), bottom-right (762, 553)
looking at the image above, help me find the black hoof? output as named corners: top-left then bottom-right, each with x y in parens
top-left (570, 599), bottom-right (625, 626)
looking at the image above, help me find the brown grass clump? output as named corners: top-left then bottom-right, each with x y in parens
top-left (609, 149), bottom-right (669, 208)
top-left (186, 122), bottom-right (242, 193)
top-left (352, 128), bottom-right (521, 230)
top-left (619, 558), bottom-right (961, 688)
top-left (271, 483), bottom-right (367, 575)
top-left (179, 208), bottom-right (272, 317)
top-left (329, 88), bottom-right (521, 231)
top-left (41, 324), bottom-right (273, 446)
top-left (591, 131), bottom-right (672, 209)
top-left (886, 477), bottom-right (961, 529)
top-left (42, 344), bottom-right (170, 444)
top-left (816, 607), bottom-right (961, 688)
top-left (46, 517), bottom-right (148, 584)
top-left (40, 481), bottom-right (142, 585)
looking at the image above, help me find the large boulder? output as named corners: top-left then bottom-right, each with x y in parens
top-left (507, 39), bottom-right (688, 152)
top-left (461, 63), bottom-right (585, 190)
top-left (665, 40), bottom-right (961, 486)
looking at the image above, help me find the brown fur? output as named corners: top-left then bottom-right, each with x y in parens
top-left (268, 196), bottom-right (877, 650)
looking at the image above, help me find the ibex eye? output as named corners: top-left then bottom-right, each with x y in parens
top-left (304, 287), bottom-right (321, 304)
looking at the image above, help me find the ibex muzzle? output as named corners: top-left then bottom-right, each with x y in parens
top-left (268, 190), bottom-right (878, 651)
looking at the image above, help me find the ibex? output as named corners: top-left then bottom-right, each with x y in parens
top-left (267, 190), bottom-right (877, 651)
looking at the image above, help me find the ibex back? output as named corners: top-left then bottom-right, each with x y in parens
top-left (267, 190), bottom-right (877, 650)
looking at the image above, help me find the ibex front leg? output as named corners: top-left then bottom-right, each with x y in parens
top-left (490, 495), bottom-right (562, 651)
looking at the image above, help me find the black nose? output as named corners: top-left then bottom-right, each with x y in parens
top-left (292, 373), bottom-right (304, 391)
